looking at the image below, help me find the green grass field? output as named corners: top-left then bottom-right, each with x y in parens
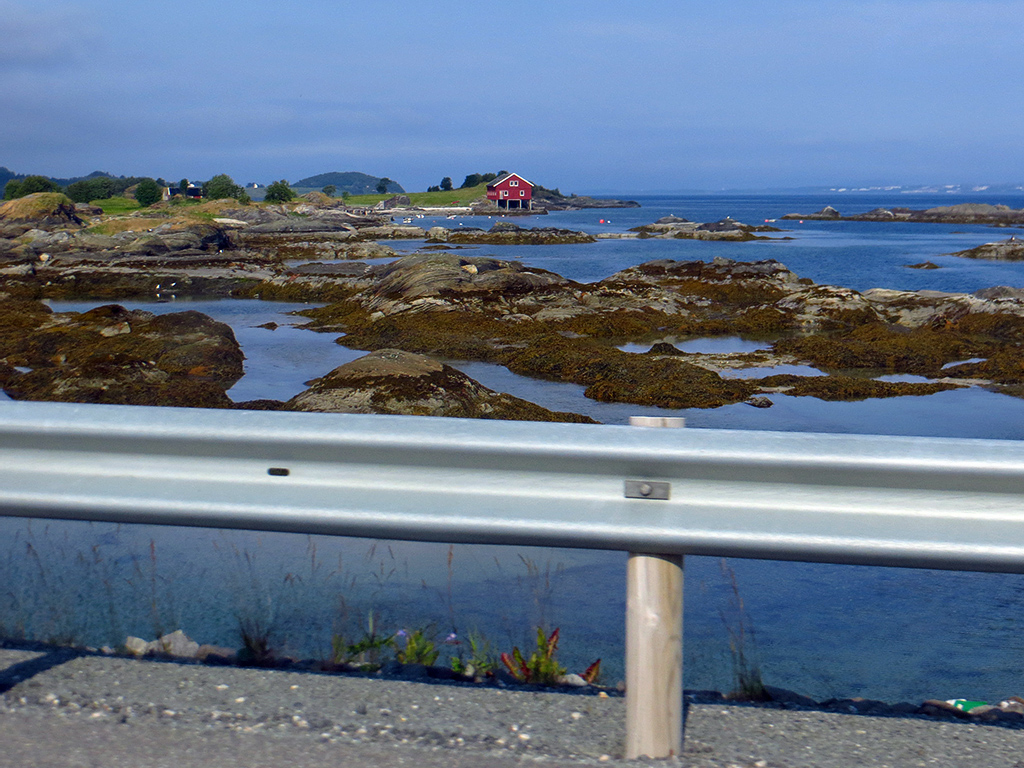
top-left (91, 196), bottom-right (142, 215)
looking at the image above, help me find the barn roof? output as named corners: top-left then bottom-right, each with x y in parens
top-left (486, 172), bottom-right (534, 189)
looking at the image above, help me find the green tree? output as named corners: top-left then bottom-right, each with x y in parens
top-left (178, 178), bottom-right (189, 194)
top-left (204, 173), bottom-right (244, 201)
top-left (322, 184), bottom-right (337, 197)
top-left (135, 178), bottom-right (163, 207)
top-left (461, 172), bottom-right (498, 189)
top-left (264, 179), bottom-right (295, 203)
top-left (4, 175), bottom-right (61, 199)
top-left (22, 175), bottom-right (62, 195)
top-left (65, 177), bottom-right (113, 203)
top-left (440, 176), bottom-right (453, 191)
top-left (376, 177), bottom-right (392, 194)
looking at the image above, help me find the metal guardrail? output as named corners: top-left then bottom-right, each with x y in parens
top-left (3, 399), bottom-right (1024, 758)
top-left (2, 400), bottom-right (1024, 572)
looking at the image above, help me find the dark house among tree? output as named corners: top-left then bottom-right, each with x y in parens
top-left (165, 185), bottom-right (204, 200)
top-left (486, 173), bottom-right (533, 210)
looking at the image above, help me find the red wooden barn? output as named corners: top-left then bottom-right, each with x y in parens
top-left (486, 173), bottom-right (533, 210)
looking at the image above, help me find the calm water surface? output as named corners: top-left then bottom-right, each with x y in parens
top-left (8, 193), bottom-right (1024, 702)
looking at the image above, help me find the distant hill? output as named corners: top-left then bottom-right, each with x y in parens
top-left (50, 170), bottom-right (118, 187)
top-left (293, 171), bottom-right (404, 195)
top-left (0, 167), bottom-right (20, 193)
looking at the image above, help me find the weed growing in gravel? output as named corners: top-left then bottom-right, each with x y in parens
top-left (394, 628), bottom-right (440, 666)
top-left (451, 630), bottom-right (498, 677)
top-left (330, 611), bottom-right (395, 670)
top-left (720, 560), bottom-right (769, 701)
top-left (238, 616), bottom-right (276, 667)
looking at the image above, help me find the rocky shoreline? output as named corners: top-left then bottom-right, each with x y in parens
top-left (3, 192), bottom-right (1024, 414)
top-left (781, 202), bottom-right (1024, 226)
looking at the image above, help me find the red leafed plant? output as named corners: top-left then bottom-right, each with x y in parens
top-left (581, 658), bottom-right (602, 685)
top-left (501, 627), bottom-right (565, 684)
top-left (500, 628), bottom-right (601, 687)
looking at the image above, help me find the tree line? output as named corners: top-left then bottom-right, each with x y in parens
top-left (1, 172), bottom-right (261, 207)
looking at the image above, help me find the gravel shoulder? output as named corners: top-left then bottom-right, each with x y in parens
top-left (3, 648), bottom-right (1024, 768)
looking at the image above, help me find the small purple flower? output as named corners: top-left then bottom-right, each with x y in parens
top-left (443, 632), bottom-right (460, 645)
top-left (395, 629), bottom-right (408, 639)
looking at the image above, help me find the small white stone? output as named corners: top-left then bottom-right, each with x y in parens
top-left (234, 697), bottom-right (246, 703)
top-left (571, 711), bottom-right (583, 720)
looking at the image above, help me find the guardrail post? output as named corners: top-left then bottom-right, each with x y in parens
top-left (625, 416), bottom-right (685, 759)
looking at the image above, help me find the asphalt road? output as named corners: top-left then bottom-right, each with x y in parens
top-left (3, 648), bottom-right (1024, 767)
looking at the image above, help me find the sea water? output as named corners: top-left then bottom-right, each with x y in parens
top-left (7, 192), bottom-right (1024, 703)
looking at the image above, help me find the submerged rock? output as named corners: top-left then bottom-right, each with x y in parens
top-left (288, 348), bottom-right (595, 422)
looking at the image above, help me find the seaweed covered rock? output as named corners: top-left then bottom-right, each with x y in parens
top-left (366, 253), bottom-right (571, 307)
top-left (773, 324), bottom-right (976, 375)
top-left (0, 297), bottom-right (244, 407)
top-left (441, 226), bottom-right (596, 245)
top-left (288, 348), bottom-right (595, 422)
top-left (630, 218), bottom-right (774, 241)
top-left (504, 338), bottom-right (757, 409)
top-left (754, 373), bottom-right (961, 400)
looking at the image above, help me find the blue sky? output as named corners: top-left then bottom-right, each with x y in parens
top-left (2, 0), bottom-right (1022, 192)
